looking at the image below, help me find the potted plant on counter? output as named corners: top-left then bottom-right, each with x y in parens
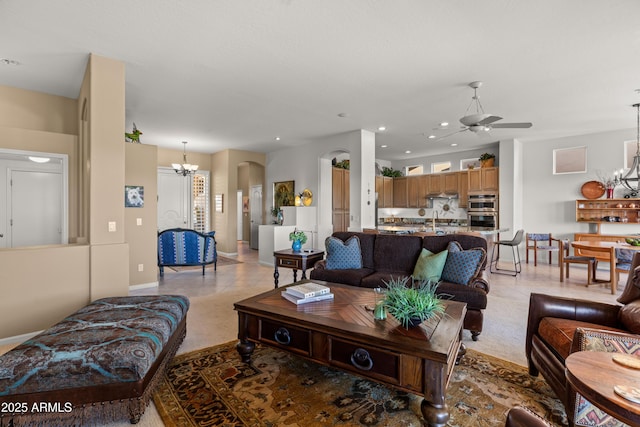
top-left (383, 277), bottom-right (445, 329)
top-left (479, 153), bottom-right (496, 168)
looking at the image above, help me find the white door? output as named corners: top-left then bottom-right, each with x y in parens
top-left (10, 170), bottom-right (63, 247)
top-left (249, 184), bottom-right (262, 249)
top-left (158, 169), bottom-right (191, 231)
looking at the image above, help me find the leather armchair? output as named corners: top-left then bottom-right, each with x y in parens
top-left (505, 407), bottom-right (550, 427)
top-left (526, 252), bottom-right (640, 426)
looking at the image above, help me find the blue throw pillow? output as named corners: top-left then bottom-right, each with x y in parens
top-left (441, 241), bottom-right (486, 286)
top-left (325, 236), bottom-right (363, 270)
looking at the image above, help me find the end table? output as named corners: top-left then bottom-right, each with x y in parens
top-left (273, 249), bottom-right (324, 288)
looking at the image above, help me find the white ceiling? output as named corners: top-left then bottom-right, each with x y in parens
top-left (2, 0), bottom-right (639, 161)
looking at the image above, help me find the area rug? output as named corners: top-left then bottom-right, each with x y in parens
top-left (152, 341), bottom-right (567, 426)
top-left (167, 256), bottom-right (242, 272)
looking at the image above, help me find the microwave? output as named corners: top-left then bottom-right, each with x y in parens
top-left (468, 194), bottom-right (498, 212)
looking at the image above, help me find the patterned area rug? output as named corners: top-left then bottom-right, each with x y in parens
top-left (153, 341), bottom-right (567, 426)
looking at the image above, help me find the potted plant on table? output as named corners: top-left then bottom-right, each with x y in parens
top-left (382, 276), bottom-right (445, 329)
top-left (289, 229), bottom-right (307, 252)
top-left (479, 153), bottom-right (496, 168)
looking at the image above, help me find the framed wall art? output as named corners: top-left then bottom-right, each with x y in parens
top-left (553, 146), bottom-right (587, 174)
top-left (273, 180), bottom-right (295, 210)
top-left (124, 185), bottom-right (144, 207)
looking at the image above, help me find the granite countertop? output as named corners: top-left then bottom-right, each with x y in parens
top-left (377, 225), bottom-right (509, 236)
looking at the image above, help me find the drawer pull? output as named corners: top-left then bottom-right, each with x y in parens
top-left (274, 327), bottom-right (291, 345)
top-left (350, 348), bottom-right (373, 371)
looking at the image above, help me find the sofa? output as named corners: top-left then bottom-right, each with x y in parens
top-left (526, 252), bottom-right (640, 426)
top-left (0, 295), bottom-right (189, 425)
top-left (158, 228), bottom-right (217, 276)
top-left (310, 231), bottom-right (490, 340)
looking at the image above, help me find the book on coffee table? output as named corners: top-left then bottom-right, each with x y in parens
top-left (285, 282), bottom-right (330, 299)
top-left (281, 291), bottom-right (334, 305)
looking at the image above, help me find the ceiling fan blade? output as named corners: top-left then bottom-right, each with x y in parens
top-left (431, 128), bottom-right (468, 141)
top-left (477, 115), bottom-right (503, 126)
top-left (490, 122), bottom-right (532, 129)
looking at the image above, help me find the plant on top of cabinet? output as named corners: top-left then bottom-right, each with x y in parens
top-left (479, 153), bottom-right (495, 168)
top-left (382, 166), bottom-right (403, 177)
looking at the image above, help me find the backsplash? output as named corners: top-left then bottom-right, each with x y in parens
top-left (378, 198), bottom-right (467, 224)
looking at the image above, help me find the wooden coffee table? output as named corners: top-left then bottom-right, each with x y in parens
top-left (234, 280), bottom-right (466, 427)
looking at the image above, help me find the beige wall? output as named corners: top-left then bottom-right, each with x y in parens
top-left (125, 143), bottom-right (158, 285)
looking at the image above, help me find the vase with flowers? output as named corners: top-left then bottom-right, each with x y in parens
top-left (596, 170), bottom-right (623, 199)
top-left (289, 229), bottom-right (307, 252)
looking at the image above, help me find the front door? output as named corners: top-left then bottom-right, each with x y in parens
top-left (158, 168), bottom-right (191, 231)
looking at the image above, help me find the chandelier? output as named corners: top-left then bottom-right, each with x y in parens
top-left (172, 141), bottom-right (198, 176)
top-left (621, 103), bottom-right (640, 193)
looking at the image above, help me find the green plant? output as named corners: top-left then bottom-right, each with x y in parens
top-left (288, 229), bottom-right (308, 244)
top-left (479, 152), bottom-right (495, 161)
top-left (334, 159), bottom-right (350, 169)
top-left (270, 206), bottom-right (280, 217)
top-left (381, 166), bottom-right (403, 177)
top-left (383, 276), bottom-right (444, 329)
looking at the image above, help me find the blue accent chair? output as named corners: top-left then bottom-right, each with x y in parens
top-left (158, 228), bottom-right (217, 276)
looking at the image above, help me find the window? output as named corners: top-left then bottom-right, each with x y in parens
top-left (192, 172), bottom-right (209, 233)
top-left (431, 161), bottom-right (451, 173)
top-left (406, 165), bottom-right (423, 175)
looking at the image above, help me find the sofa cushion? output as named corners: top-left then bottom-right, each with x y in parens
top-left (423, 234), bottom-right (488, 269)
top-left (441, 241), bottom-right (486, 286)
top-left (325, 235), bottom-right (363, 270)
top-left (373, 234), bottom-right (423, 273)
top-left (332, 232), bottom-right (377, 269)
top-left (435, 281), bottom-right (487, 310)
top-left (538, 317), bottom-right (625, 360)
top-left (619, 300), bottom-right (640, 334)
top-left (361, 272), bottom-right (409, 289)
top-left (310, 267), bottom-right (375, 286)
top-left (412, 248), bottom-right (448, 282)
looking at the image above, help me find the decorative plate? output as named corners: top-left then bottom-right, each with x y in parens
top-left (302, 189), bottom-right (313, 206)
top-left (581, 181), bottom-right (605, 199)
top-left (614, 385), bottom-right (640, 404)
top-left (612, 354), bottom-right (640, 369)
top-left (418, 208), bottom-right (426, 216)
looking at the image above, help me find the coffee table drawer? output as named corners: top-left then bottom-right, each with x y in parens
top-left (260, 319), bottom-right (310, 355)
top-left (330, 338), bottom-right (399, 384)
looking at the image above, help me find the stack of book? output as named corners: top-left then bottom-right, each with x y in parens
top-left (281, 282), bottom-right (334, 305)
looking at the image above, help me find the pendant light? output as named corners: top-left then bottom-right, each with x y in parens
top-left (172, 141), bottom-right (198, 176)
top-left (621, 103), bottom-right (640, 192)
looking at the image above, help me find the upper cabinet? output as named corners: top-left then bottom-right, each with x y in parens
top-left (458, 171), bottom-right (469, 207)
top-left (468, 167), bottom-right (499, 194)
top-left (375, 176), bottom-right (394, 208)
top-left (393, 177), bottom-right (408, 207)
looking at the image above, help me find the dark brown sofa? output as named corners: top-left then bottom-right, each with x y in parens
top-left (526, 252), bottom-right (640, 426)
top-left (310, 231), bottom-right (490, 340)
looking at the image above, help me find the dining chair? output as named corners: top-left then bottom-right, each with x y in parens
top-left (490, 229), bottom-right (524, 276)
top-left (555, 238), bottom-right (598, 286)
top-left (525, 233), bottom-right (559, 266)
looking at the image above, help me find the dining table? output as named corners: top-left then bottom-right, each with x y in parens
top-left (570, 240), bottom-right (640, 294)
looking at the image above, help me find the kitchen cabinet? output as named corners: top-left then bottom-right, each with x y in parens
top-left (443, 172), bottom-right (459, 194)
top-left (468, 167), bottom-right (499, 194)
top-left (458, 171), bottom-right (469, 207)
top-left (393, 177), bottom-right (408, 207)
top-left (332, 167), bottom-right (349, 232)
top-left (407, 175), bottom-right (422, 207)
top-left (575, 199), bottom-right (640, 233)
top-left (427, 174), bottom-right (442, 195)
top-left (375, 176), bottom-right (394, 208)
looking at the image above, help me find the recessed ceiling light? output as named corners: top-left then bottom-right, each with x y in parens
top-left (377, 126), bottom-right (386, 131)
top-left (337, 113), bottom-right (349, 118)
top-left (440, 122), bottom-right (449, 127)
top-left (275, 136), bottom-right (281, 141)
top-left (427, 135), bottom-right (436, 139)
top-left (28, 156), bottom-right (50, 163)
top-left (451, 143), bottom-right (458, 147)
top-left (0, 58), bottom-right (21, 66)
top-left (405, 150), bottom-right (411, 154)
top-left (380, 145), bottom-right (388, 148)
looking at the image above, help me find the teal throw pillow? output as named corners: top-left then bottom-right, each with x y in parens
top-left (325, 236), bottom-right (363, 270)
top-left (412, 248), bottom-right (448, 282)
top-left (441, 241), bottom-right (486, 286)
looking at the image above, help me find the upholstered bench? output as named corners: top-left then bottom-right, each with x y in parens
top-left (0, 295), bottom-right (189, 425)
top-left (158, 228), bottom-right (217, 276)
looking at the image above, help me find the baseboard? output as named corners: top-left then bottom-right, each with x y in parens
top-left (0, 330), bottom-right (43, 346)
top-left (129, 281), bottom-right (159, 291)
top-left (218, 251), bottom-right (238, 257)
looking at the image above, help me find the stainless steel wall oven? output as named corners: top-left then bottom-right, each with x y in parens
top-left (468, 194), bottom-right (498, 228)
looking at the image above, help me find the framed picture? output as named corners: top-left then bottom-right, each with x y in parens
top-left (273, 180), bottom-right (295, 210)
top-left (124, 185), bottom-right (144, 207)
top-left (460, 158), bottom-right (481, 170)
top-left (215, 194), bottom-right (223, 213)
top-left (242, 196), bottom-right (249, 213)
top-left (553, 146), bottom-right (587, 174)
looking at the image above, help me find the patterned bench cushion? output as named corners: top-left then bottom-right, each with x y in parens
top-left (0, 295), bottom-right (189, 396)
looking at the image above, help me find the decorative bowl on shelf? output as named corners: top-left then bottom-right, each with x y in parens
top-left (580, 181), bottom-right (605, 199)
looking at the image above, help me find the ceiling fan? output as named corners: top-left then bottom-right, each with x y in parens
top-left (433, 81), bottom-right (532, 140)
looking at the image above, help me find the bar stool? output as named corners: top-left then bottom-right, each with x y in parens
top-left (490, 229), bottom-right (524, 276)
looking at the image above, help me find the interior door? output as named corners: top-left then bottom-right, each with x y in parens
top-left (158, 169), bottom-right (191, 231)
top-left (10, 170), bottom-right (63, 247)
top-left (249, 184), bottom-right (262, 249)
